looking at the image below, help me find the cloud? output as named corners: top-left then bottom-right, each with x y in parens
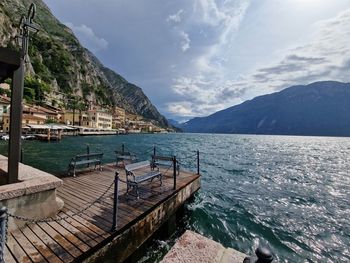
top-left (65, 22), bottom-right (108, 52)
top-left (179, 31), bottom-right (191, 52)
top-left (167, 0), bottom-right (251, 116)
top-left (166, 10), bottom-right (190, 52)
top-left (168, 7), bottom-right (350, 118)
top-left (45, 1), bottom-right (350, 121)
top-left (247, 9), bottom-right (350, 92)
top-left (167, 101), bottom-right (195, 116)
top-left (166, 9), bottom-right (184, 23)
top-left (193, 0), bottom-right (229, 26)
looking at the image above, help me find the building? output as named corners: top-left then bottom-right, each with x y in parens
top-left (87, 109), bottom-right (113, 130)
top-left (2, 113), bottom-right (46, 132)
top-left (63, 110), bottom-right (81, 126)
top-left (125, 112), bottom-right (142, 123)
top-left (1, 100), bottom-right (64, 132)
top-left (0, 95), bottom-right (11, 131)
top-left (33, 105), bottom-right (63, 123)
top-left (64, 109), bottom-right (113, 130)
top-left (22, 104), bottom-right (62, 123)
top-left (112, 106), bottom-right (126, 129)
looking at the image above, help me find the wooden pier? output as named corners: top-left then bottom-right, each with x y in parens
top-left (4, 164), bottom-right (200, 262)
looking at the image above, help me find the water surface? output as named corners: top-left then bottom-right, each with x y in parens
top-left (1, 133), bottom-right (349, 262)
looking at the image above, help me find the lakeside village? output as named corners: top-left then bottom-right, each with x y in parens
top-left (0, 82), bottom-right (172, 141)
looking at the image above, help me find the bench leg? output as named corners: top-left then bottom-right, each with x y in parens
top-left (136, 185), bottom-right (140, 199)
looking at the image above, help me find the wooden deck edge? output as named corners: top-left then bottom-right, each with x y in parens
top-left (79, 175), bottom-right (201, 263)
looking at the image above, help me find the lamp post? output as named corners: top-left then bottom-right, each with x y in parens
top-left (7, 3), bottom-right (39, 183)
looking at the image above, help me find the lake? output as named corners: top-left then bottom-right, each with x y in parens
top-left (1, 133), bottom-right (349, 262)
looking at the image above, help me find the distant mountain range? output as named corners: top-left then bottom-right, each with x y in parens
top-left (181, 81), bottom-right (350, 136)
top-left (167, 119), bottom-right (181, 127)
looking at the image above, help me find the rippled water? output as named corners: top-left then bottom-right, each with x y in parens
top-left (1, 134), bottom-right (349, 262)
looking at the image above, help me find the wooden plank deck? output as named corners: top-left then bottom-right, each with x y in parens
top-left (5, 163), bottom-right (200, 262)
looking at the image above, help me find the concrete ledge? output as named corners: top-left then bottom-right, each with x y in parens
top-left (0, 154), bottom-right (62, 200)
top-left (0, 154), bottom-right (64, 230)
top-left (161, 230), bottom-right (246, 263)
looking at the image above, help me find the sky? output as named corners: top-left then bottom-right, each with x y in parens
top-left (44, 0), bottom-right (350, 122)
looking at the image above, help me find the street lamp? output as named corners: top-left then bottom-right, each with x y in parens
top-left (7, 3), bottom-right (39, 183)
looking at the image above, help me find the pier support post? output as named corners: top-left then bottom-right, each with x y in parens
top-left (87, 144), bottom-right (90, 167)
top-left (47, 128), bottom-right (51, 141)
top-left (7, 58), bottom-right (24, 183)
top-left (173, 156), bottom-right (177, 190)
top-left (0, 207), bottom-right (7, 262)
top-left (112, 172), bottom-right (119, 231)
top-left (197, 150), bottom-right (200, 175)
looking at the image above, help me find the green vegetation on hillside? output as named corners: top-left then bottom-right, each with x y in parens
top-left (24, 76), bottom-right (51, 104)
top-left (0, 0), bottom-right (170, 128)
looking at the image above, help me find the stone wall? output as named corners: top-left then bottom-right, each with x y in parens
top-left (0, 154), bottom-right (63, 230)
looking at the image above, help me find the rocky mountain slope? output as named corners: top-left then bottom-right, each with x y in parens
top-left (0, 0), bottom-right (169, 127)
top-left (182, 81), bottom-right (350, 136)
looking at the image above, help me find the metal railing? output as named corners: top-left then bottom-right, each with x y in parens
top-left (0, 144), bottom-right (203, 260)
top-left (0, 175), bottom-right (119, 260)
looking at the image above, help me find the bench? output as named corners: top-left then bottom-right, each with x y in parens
top-left (125, 160), bottom-right (162, 198)
top-left (151, 155), bottom-right (180, 176)
top-left (115, 150), bottom-right (136, 167)
top-left (68, 153), bottom-right (103, 177)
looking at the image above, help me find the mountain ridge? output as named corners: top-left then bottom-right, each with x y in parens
top-left (0, 0), bottom-right (169, 127)
top-left (182, 81), bottom-right (350, 136)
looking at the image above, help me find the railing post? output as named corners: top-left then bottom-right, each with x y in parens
top-left (122, 143), bottom-right (125, 155)
top-left (87, 144), bottom-right (90, 167)
top-left (111, 172), bottom-right (119, 231)
top-left (0, 207), bottom-right (7, 262)
top-left (197, 150), bottom-right (200, 175)
top-left (173, 156), bottom-right (177, 190)
top-left (153, 145), bottom-right (156, 157)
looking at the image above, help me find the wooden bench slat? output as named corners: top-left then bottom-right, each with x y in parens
top-left (68, 153), bottom-right (103, 177)
top-left (125, 161), bottom-right (150, 171)
top-left (125, 161), bottom-right (162, 198)
top-left (134, 171), bottom-right (161, 183)
top-left (74, 159), bottom-right (101, 165)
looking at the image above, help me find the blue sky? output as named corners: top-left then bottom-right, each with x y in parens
top-left (44, 0), bottom-right (350, 121)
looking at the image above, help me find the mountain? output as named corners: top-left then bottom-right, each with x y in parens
top-left (183, 81), bottom-right (350, 136)
top-left (167, 119), bottom-right (181, 128)
top-left (0, 0), bottom-right (169, 127)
